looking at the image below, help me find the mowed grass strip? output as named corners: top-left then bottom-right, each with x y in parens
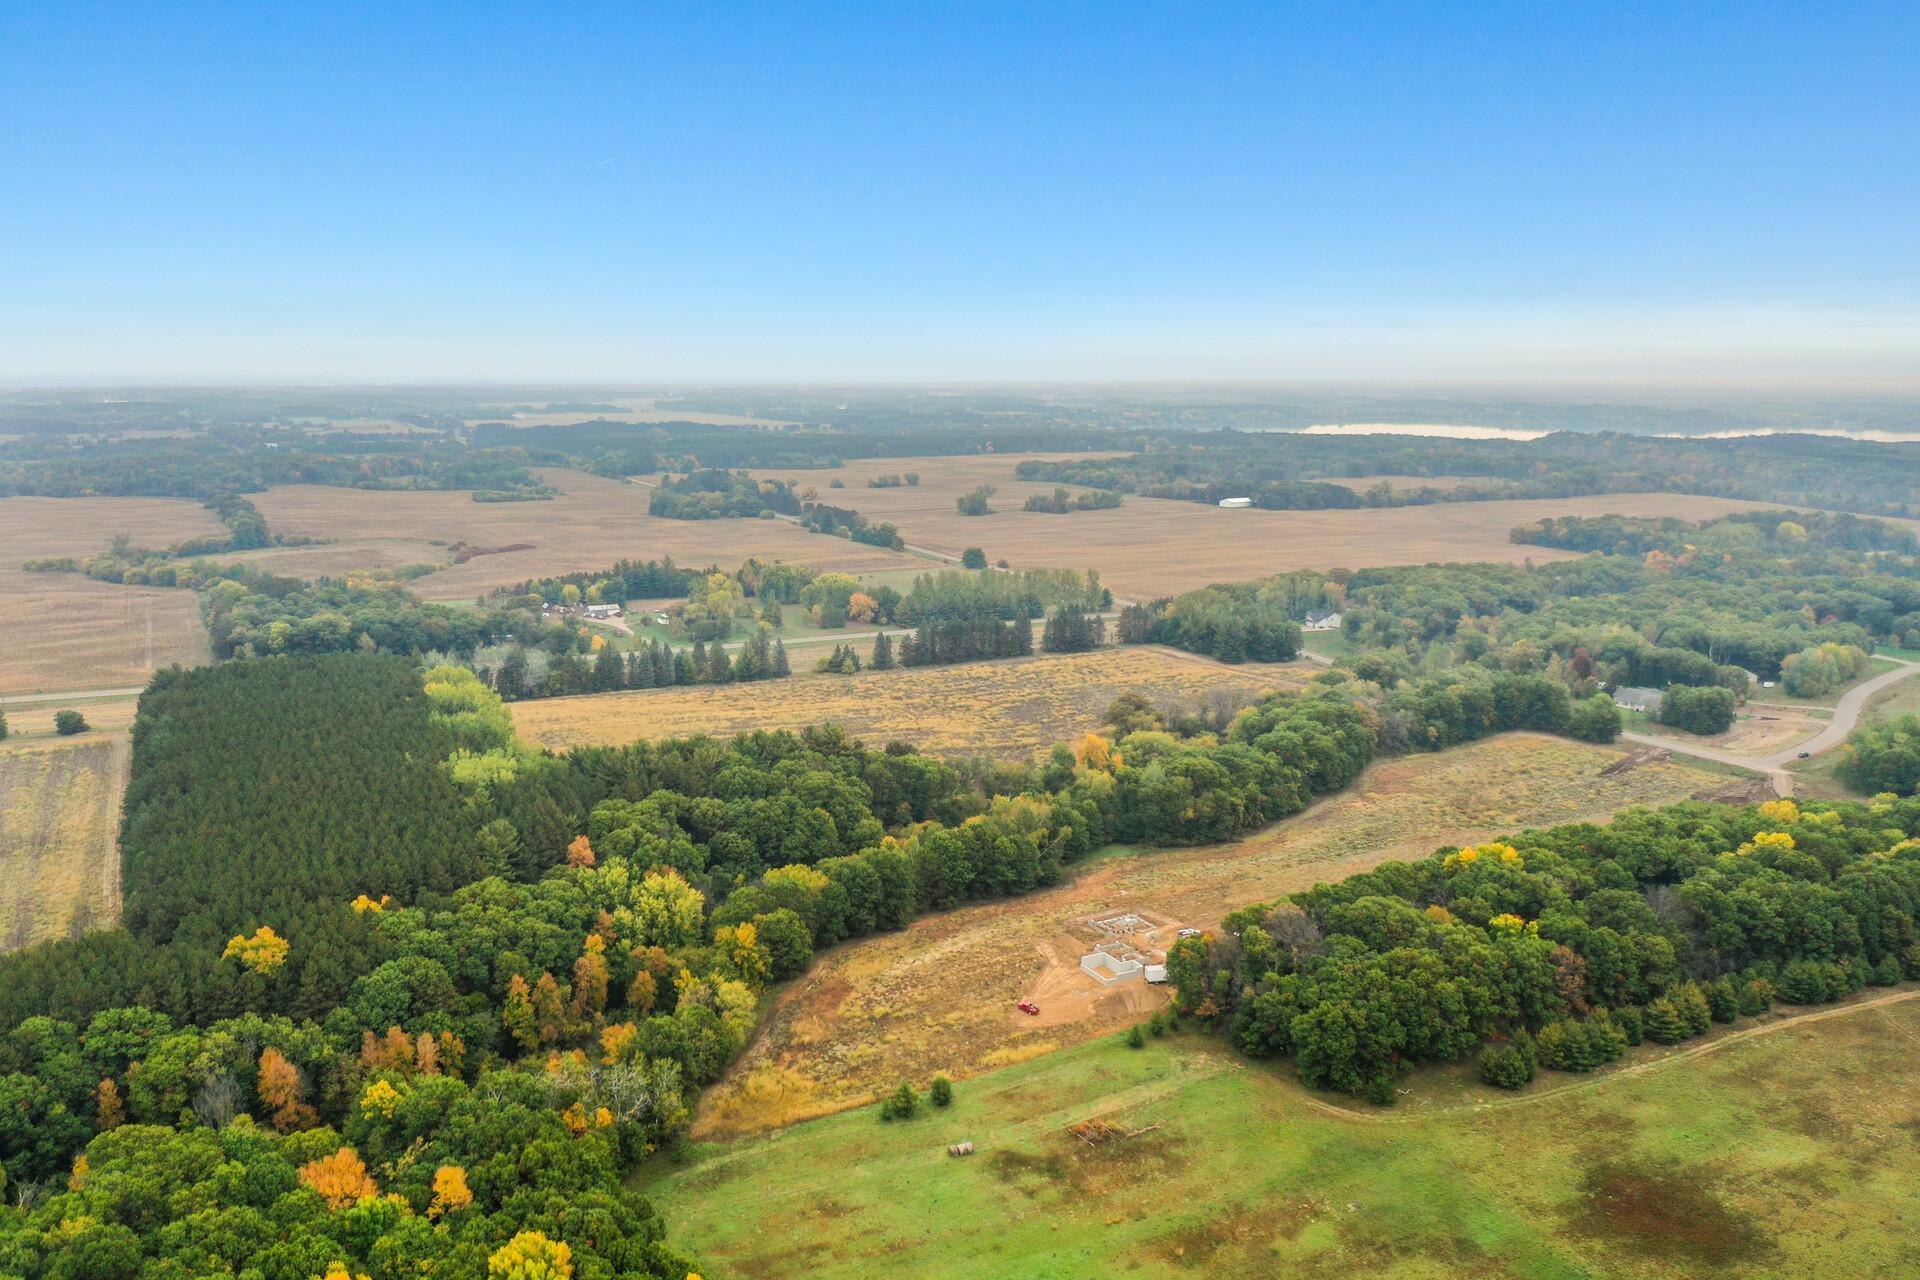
top-left (646, 993), bottom-right (1920, 1280)
top-left (695, 735), bottom-right (1728, 1140)
top-left (510, 648), bottom-right (1311, 758)
top-left (0, 735), bottom-right (126, 951)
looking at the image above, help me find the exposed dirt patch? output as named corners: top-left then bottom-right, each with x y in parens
top-left (1570, 1160), bottom-right (1772, 1267)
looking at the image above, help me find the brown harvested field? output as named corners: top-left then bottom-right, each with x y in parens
top-left (512, 647), bottom-right (1311, 758)
top-left (694, 734), bottom-right (1730, 1138)
top-left (220, 537), bottom-right (452, 578)
top-left (0, 734), bottom-right (126, 952)
top-left (252, 467), bottom-right (929, 599)
top-left (746, 454), bottom-right (1870, 600)
top-left (0, 495), bottom-right (222, 693)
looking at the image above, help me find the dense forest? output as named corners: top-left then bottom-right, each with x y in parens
top-left (1170, 797), bottom-right (1920, 1101)
top-left (1136, 512), bottom-right (1920, 689)
top-left (0, 610), bottom-right (1766, 1276)
top-left (1016, 431), bottom-right (1920, 518)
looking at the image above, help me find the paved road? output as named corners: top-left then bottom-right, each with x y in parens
top-left (1621, 658), bottom-right (1920, 796)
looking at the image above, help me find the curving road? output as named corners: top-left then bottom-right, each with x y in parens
top-left (1621, 658), bottom-right (1920, 796)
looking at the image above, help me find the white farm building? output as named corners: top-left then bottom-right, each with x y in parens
top-left (1217, 496), bottom-right (1253, 509)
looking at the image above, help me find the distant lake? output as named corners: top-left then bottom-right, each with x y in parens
top-left (1283, 422), bottom-right (1549, 441)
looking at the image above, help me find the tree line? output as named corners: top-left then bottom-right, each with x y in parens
top-left (1168, 796), bottom-right (1920, 1102)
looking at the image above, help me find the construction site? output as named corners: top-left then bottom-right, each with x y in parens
top-left (1076, 911), bottom-right (1176, 986)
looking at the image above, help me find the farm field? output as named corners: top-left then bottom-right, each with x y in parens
top-left (0, 494), bottom-right (222, 693)
top-left (650, 990), bottom-right (1920, 1280)
top-left (744, 455), bottom-right (1839, 600)
top-left (250, 466), bottom-right (930, 599)
top-left (0, 734), bottom-right (126, 952)
top-left (694, 735), bottom-right (1728, 1138)
top-left (511, 647), bottom-right (1308, 758)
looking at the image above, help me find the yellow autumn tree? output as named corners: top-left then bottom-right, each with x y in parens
top-left (299, 1147), bottom-right (379, 1209)
top-left (222, 925), bottom-right (290, 974)
top-left (502, 973), bottom-right (539, 1053)
top-left (571, 934), bottom-right (610, 1018)
top-left (1074, 732), bottom-right (1120, 772)
top-left (1757, 798), bottom-right (1800, 825)
top-left (714, 922), bottom-right (771, 986)
top-left (315, 1266), bottom-right (372, 1280)
top-left (489, 1230), bottom-right (573, 1280)
top-left (349, 894), bottom-right (392, 914)
top-left (359, 1079), bottom-right (402, 1120)
top-left (600, 1022), bottom-right (638, 1063)
top-left (428, 1164), bottom-right (473, 1218)
top-left (96, 1077), bottom-right (125, 1130)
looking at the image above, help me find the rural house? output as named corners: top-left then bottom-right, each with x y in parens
top-left (1302, 609), bottom-right (1343, 631)
top-left (1610, 686), bottom-right (1663, 714)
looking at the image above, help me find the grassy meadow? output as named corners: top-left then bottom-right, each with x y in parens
top-left (0, 735), bottom-right (126, 951)
top-left (695, 735), bottom-right (1728, 1138)
top-left (648, 991), bottom-right (1920, 1280)
top-left (510, 647), bottom-right (1313, 757)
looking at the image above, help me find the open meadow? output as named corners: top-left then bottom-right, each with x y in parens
top-left (694, 735), bottom-right (1729, 1138)
top-left (511, 647), bottom-right (1310, 757)
top-left (250, 466), bottom-right (930, 599)
top-left (744, 454), bottom-right (1835, 600)
top-left (0, 494), bottom-right (220, 693)
top-left (648, 989), bottom-right (1920, 1280)
top-left (0, 734), bottom-right (125, 952)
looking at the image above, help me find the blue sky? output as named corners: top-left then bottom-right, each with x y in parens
top-left (2, 2), bottom-right (1916, 383)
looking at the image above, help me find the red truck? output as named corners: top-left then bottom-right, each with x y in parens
top-left (1017, 1000), bottom-right (1040, 1016)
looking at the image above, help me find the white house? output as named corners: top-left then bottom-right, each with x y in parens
top-left (1217, 497), bottom-right (1252, 509)
top-left (1302, 610), bottom-right (1343, 631)
top-left (1610, 686), bottom-right (1663, 714)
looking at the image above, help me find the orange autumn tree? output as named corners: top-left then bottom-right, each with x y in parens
top-left (258, 1047), bottom-right (318, 1131)
top-left (566, 835), bottom-right (596, 868)
top-left (571, 934), bottom-right (609, 1018)
top-left (428, 1164), bottom-right (473, 1218)
top-left (299, 1147), bottom-right (379, 1209)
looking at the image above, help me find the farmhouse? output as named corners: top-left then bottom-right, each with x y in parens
top-left (1610, 686), bottom-right (1663, 714)
top-left (582, 603), bottom-right (623, 619)
top-left (1217, 496), bottom-right (1252, 508)
top-left (1302, 609), bottom-right (1343, 631)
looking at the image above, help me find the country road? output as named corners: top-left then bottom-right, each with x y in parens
top-left (1621, 658), bottom-right (1920, 795)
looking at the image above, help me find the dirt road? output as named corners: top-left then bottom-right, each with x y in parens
top-left (1621, 658), bottom-right (1920, 795)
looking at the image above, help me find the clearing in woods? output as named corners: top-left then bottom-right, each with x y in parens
top-left (693, 735), bottom-right (1729, 1139)
top-left (510, 647), bottom-right (1312, 758)
top-left (0, 494), bottom-right (221, 693)
top-left (743, 454), bottom-right (1846, 600)
top-left (646, 991), bottom-right (1920, 1280)
top-left (0, 734), bottom-right (126, 951)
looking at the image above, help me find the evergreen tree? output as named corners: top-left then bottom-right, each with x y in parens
top-left (871, 631), bottom-right (895, 670)
top-left (494, 649), bottom-right (529, 700)
top-left (773, 639), bottom-right (791, 677)
top-left (592, 644), bottom-right (624, 692)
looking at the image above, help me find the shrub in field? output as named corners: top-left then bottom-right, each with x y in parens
top-left (53, 710), bottom-right (88, 735)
